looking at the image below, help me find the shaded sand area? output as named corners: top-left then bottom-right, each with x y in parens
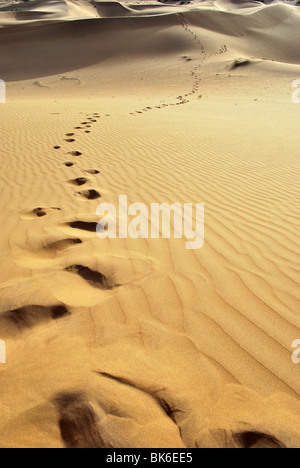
top-left (0, 0), bottom-right (300, 448)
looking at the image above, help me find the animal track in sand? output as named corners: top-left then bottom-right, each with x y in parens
top-left (76, 190), bottom-right (101, 201)
top-left (68, 151), bottom-right (82, 157)
top-left (53, 146), bottom-right (61, 150)
top-left (0, 304), bottom-right (70, 336)
top-left (68, 177), bottom-right (89, 187)
top-left (64, 162), bottom-right (75, 167)
top-left (65, 265), bottom-right (116, 290)
top-left (65, 138), bottom-right (76, 143)
top-left (65, 133), bottom-right (75, 137)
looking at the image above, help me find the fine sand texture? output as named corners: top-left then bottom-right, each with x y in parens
top-left (0, 0), bottom-right (300, 448)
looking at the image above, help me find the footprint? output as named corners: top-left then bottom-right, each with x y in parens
top-left (68, 221), bottom-right (98, 232)
top-left (53, 146), bottom-right (61, 150)
top-left (84, 131), bottom-right (91, 134)
top-left (46, 238), bottom-right (82, 252)
top-left (68, 151), bottom-right (82, 157)
top-left (66, 133), bottom-right (75, 137)
top-left (85, 169), bottom-right (100, 175)
top-left (233, 431), bottom-right (286, 449)
top-left (65, 265), bottom-right (115, 290)
top-left (68, 178), bottom-right (89, 187)
top-left (25, 207), bottom-right (62, 218)
top-left (53, 392), bottom-right (105, 449)
top-left (76, 190), bottom-right (101, 200)
top-left (64, 162), bottom-right (75, 167)
top-left (0, 304), bottom-right (70, 337)
top-left (65, 139), bottom-right (76, 143)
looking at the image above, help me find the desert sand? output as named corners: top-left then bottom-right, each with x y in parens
top-left (0, 0), bottom-right (299, 448)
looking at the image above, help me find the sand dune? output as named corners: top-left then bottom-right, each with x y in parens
top-left (0, 0), bottom-right (299, 448)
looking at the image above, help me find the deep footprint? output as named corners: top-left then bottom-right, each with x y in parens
top-left (65, 265), bottom-right (115, 290)
top-left (68, 178), bottom-right (89, 187)
top-left (53, 392), bottom-right (106, 448)
top-left (233, 431), bottom-right (286, 449)
top-left (68, 221), bottom-right (98, 232)
top-left (85, 169), bottom-right (100, 175)
top-left (46, 238), bottom-right (82, 252)
top-left (30, 207), bottom-right (61, 218)
top-left (0, 304), bottom-right (70, 336)
top-left (77, 190), bottom-right (101, 200)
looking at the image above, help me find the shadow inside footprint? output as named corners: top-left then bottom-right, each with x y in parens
top-left (53, 392), bottom-right (106, 449)
top-left (68, 221), bottom-right (98, 232)
top-left (1, 304), bottom-right (70, 336)
top-left (65, 139), bottom-right (75, 143)
top-left (77, 190), bottom-right (101, 200)
top-left (46, 238), bottom-right (82, 252)
top-left (85, 170), bottom-right (100, 175)
top-left (65, 265), bottom-right (114, 289)
top-left (31, 207), bottom-right (61, 218)
top-left (64, 162), bottom-right (74, 167)
top-left (68, 178), bottom-right (88, 187)
top-left (68, 151), bottom-right (82, 157)
top-left (233, 432), bottom-right (286, 449)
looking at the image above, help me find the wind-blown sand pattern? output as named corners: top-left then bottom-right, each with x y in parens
top-left (0, 0), bottom-right (300, 448)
